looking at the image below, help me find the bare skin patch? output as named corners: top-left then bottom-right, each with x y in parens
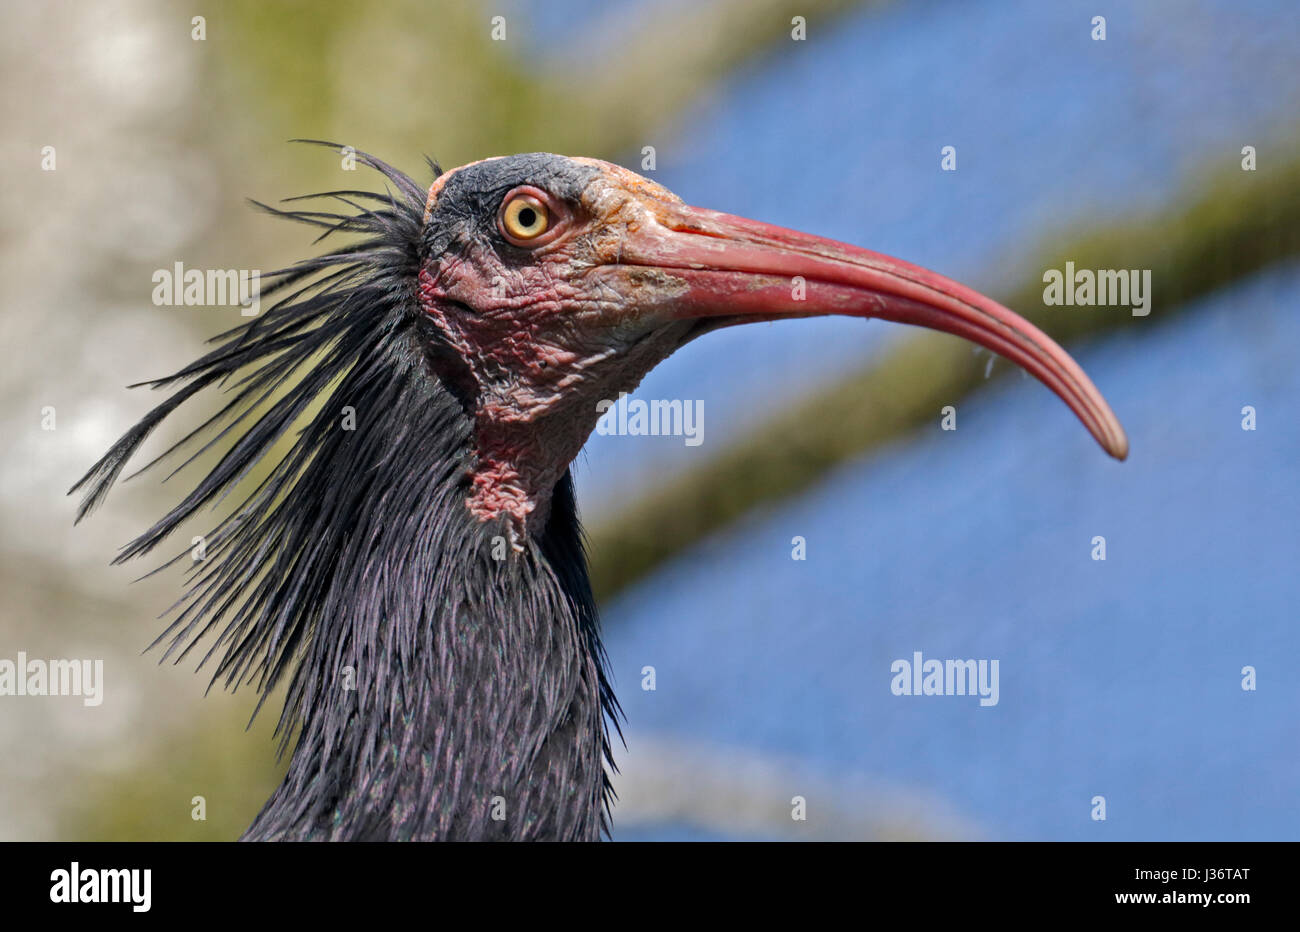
top-left (423, 157), bottom-right (505, 225)
top-left (418, 155), bottom-right (703, 543)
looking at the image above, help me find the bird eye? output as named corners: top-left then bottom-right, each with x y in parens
top-left (500, 193), bottom-right (550, 242)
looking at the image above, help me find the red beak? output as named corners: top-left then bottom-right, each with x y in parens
top-left (614, 203), bottom-right (1129, 460)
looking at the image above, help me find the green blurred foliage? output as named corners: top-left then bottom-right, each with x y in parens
top-left (208, 0), bottom-right (879, 178)
top-left (62, 697), bottom-right (287, 841)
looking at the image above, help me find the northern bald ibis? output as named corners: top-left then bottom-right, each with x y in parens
top-left (73, 149), bottom-right (1126, 841)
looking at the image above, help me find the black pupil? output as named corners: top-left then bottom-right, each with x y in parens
top-left (517, 206), bottom-right (536, 228)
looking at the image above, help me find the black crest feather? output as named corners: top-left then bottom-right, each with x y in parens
top-left (70, 144), bottom-right (434, 706)
top-left (71, 144), bottom-right (617, 840)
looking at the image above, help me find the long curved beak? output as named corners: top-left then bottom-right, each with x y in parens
top-left (611, 203), bottom-right (1128, 460)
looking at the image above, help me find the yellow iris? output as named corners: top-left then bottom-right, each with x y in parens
top-left (502, 195), bottom-right (548, 240)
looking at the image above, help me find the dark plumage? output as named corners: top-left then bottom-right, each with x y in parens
top-left (73, 144), bottom-right (1125, 841)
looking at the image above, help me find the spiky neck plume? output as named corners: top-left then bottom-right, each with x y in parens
top-left (71, 147), bottom-right (618, 840)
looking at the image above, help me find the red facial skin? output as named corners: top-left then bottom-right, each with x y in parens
top-left (418, 158), bottom-right (1127, 543)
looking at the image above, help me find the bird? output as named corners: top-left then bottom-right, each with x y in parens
top-left (71, 146), bottom-right (1127, 841)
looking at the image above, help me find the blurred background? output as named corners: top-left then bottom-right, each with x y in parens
top-left (2, 0), bottom-right (1297, 841)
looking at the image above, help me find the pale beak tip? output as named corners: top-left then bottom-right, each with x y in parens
top-left (1105, 425), bottom-right (1130, 461)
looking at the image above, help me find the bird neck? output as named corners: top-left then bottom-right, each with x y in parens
top-left (243, 376), bottom-right (615, 840)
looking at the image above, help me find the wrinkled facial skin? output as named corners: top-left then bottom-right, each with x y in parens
top-left (417, 153), bottom-right (1128, 543)
top-left (417, 154), bottom-right (701, 539)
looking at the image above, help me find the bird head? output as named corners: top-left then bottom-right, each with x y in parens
top-left (416, 153), bottom-right (1127, 535)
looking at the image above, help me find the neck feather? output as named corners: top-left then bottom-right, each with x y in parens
top-left (242, 365), bottom-right (616, 841)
